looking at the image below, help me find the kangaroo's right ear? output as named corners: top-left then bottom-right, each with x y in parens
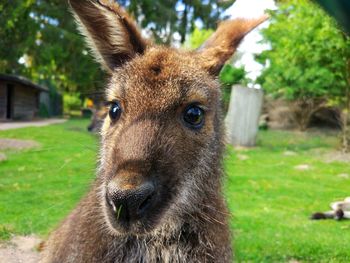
top-left (197, 16), bottom-right (268, 76)
top-left (69, 0), bottom-right (148, 73)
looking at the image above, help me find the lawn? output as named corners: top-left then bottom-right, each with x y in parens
top-left (0, 119), bottom-right (97, 238)
top-left (0, 119), bottom-right (349, 262)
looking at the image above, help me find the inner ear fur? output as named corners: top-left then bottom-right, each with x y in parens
top-left (69, 0), bottom-right (148, 72)
top-left (198, 15), bottom-right (268, 75)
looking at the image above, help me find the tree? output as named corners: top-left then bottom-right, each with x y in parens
top-left (256, 0), bottom-right (350, 150)
top-left (0, 0), bottom-right (105, 93)
top-left (120, 0), bottom-right (234, 44)
top-left (0, 0), bottom-right (235, 95)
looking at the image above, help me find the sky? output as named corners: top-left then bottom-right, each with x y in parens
top-left (224, 0), bottom-right (277, 86)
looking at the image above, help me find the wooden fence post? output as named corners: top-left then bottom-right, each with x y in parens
top-left (225, 85), bottom-right (263, 147)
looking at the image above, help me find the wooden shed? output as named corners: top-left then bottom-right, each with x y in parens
top-left (0, 74), bottom-right (48, 121)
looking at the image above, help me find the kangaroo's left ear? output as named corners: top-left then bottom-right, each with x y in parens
top-left (198, 15), bottom-right (268, 75)
top-left (69, 0), bottom-right (148, 73)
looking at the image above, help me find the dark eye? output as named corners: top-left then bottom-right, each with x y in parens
top-left (183, 105), bottom-right (205, 129)
top-left (109, 101), bottom-right (122, 121)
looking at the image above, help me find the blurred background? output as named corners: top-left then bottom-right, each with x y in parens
top-left (0, 0), bottom-right (349, 262)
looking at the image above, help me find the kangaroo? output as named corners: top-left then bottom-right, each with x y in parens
top-left (88, 107), bottom-right (107, 132)
top-left (40, 1), bottom-right (266, 262)
top-left (311, 197), bottom-right (350, 220)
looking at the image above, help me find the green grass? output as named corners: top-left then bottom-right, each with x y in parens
top-left (0, 119), bottom-right (97, 237)
top-left (0, 120), bottom-right (350, 262)
top-left (225, 130), bottom-right (350, 262)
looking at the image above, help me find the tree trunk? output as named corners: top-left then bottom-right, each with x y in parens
top-left (180, 2), bottom-right (188, 44)
top-left (225, 85), bottom-right (263, 147)
top-left (291, 98), bottom-right (325, 131)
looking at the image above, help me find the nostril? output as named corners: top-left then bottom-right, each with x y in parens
top-left (137, 192), bottom-right (155, 216)
top-left (106, 181), bottom-right (156, 221)
top-left (106, 193), bottom-right (127, 221)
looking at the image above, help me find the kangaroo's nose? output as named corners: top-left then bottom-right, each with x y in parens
top-left (106, 181), bottom-right (156, 222)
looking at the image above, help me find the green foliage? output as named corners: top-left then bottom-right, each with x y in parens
top-left (0, 1), bottom-right (235, 95)
top-left (219, 64), bottom-right (246, 87)
top-left (257, 0), bottom-right (350, 103)
top-left (315, 0), bottom-right (350, 34)
top-left (219, 65), bottom-right (247, 111)
top-left (0, 1), bottom-right (105, 94)
top-left (64, 93), bottom-right (82, 113)
top-left (184, 26), bottom-right (213, 48)
top-left (121, 0), bottom-right (234, 44)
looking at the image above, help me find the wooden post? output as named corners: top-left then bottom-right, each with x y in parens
top-left (225, 85), bottom-right (263, 147)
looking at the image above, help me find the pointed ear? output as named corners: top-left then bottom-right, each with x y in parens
top-left (198, 15), bottom-right (268, 75)
top-left (69, 0), bottom-right (148, 73)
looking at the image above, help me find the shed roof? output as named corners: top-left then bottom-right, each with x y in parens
top-left (0, 74), bottom-right (48, 92)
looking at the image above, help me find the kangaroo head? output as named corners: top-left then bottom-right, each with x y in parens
top-left (70, 0), bottom-right (266, 235)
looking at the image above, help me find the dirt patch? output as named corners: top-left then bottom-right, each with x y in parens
top-left (323, 151), bottom-right (350, 163)
top-left (0, 139), bottom-right (41, 151)
top-left (0, 235), bottom-right (42, 263)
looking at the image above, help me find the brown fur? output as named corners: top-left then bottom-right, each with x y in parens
top-left (40, 1), bottom-right (266, 262)
top-left (88, 107), bottom-right (107, 132)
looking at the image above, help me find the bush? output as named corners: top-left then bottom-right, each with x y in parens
top-left (63, 93), bottom-right (82, 114)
